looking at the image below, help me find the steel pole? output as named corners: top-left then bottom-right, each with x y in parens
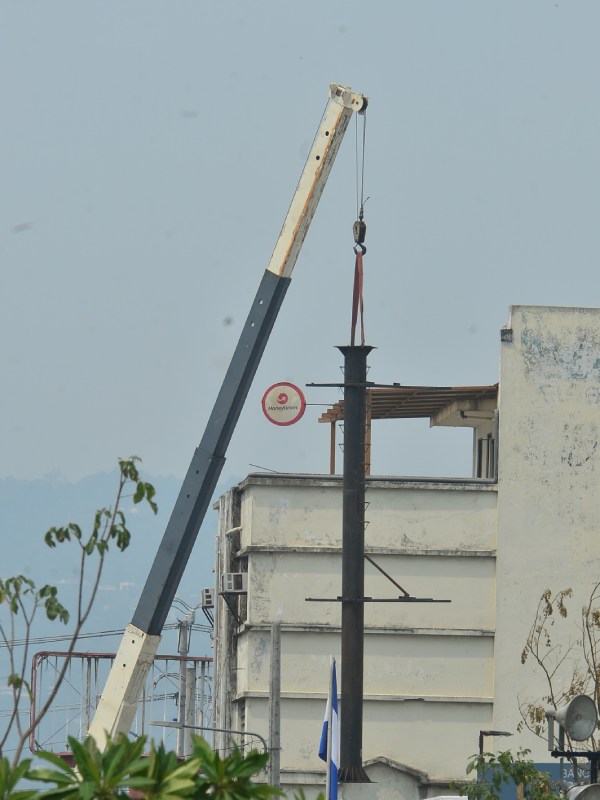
top-left (338, 345), bottom-right (372, 783)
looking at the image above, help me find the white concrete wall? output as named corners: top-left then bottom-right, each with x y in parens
top-left (240, 477), bottom-right (496, 552)
top-left (246, 550), bottom-right (495, 630)
top-left (236, 629), bottom-right (493, 704)
top-left (494, 305), bottom-right (600, 761)
top-left (215, 476), bottom-right (497, 790)
top-left (241, 692), bottom-right (491, 783)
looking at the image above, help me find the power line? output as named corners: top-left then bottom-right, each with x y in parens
top-left (0, 622), bottom-right (212, 649)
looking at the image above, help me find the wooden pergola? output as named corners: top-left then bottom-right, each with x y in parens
top-left (319, 384), bottom-right (498, 475)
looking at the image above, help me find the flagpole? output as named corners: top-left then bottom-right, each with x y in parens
top-left (325, 656), bottom-right (334, 800)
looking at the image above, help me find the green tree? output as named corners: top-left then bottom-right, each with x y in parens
top-left (0, 457), bottom-right (157, 767)
top-left (0, 733), bottom-right (283, 800)
top-left (453, 748), bottom-right (561, 800)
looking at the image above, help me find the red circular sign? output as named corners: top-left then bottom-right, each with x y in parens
top-left (261, 382), bottom-right (306, 426)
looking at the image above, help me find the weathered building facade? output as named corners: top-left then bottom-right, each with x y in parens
top-left (211, 306), bottom-right (600, 798)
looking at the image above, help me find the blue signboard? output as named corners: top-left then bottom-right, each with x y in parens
top-left (485, 761), bottom-right (589, 800)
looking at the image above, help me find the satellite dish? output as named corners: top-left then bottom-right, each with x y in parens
top-left (555, 695), bottom-right (597, 741)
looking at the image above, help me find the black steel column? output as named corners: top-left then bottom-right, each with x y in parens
top-left (338, 344), bottom-right (372, 783)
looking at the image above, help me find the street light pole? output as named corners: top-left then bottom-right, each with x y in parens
top-left (478, 730), bottom-right (513, 780)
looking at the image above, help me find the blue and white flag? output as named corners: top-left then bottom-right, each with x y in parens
top-left (319, 657), bottom-right (339, 800)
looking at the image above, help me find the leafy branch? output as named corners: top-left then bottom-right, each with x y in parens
top-left (0, 733), bottom-right (284, 799)
top-left (0, 457), bottom-right (157, 767)
top-left (453, 748), bottom-right (561, 800)
top-left (518, 583), bottom-right (600, 748)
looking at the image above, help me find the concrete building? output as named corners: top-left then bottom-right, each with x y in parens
top-left (211, 306), bottom-right (600, 799)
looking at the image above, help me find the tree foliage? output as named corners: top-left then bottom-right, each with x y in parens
top-left (519, 583), bottom-right (600, 747)
top-left (0, 457), bottom-right (157, 767)
top-left (453, 748), bottom-right (561, 800)
top-left (0, 734), bottom-right (283, 800)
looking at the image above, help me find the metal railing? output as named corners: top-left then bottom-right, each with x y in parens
top-left (29, 650), bottom-right (212, 757)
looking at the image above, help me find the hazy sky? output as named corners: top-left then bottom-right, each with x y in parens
top-left (3, 2), bottom-right (600, 484)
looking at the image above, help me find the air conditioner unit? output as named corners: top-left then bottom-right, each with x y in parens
top-left (221, 573), bottom-right (248, 594)
top-left (201, 588), bottom-right (215, 609)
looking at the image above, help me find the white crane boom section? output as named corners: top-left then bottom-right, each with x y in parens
top-left (267, 84), bottom-right (367, 279)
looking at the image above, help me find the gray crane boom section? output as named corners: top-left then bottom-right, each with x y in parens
top-left (88, 83), bottom-right (367, 748)
top-left (132, 269), bottom-right (289, 635)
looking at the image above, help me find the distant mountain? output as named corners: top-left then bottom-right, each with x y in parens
top-left (0, 468), bottom-right (240, 657)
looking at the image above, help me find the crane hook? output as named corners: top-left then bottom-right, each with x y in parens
top-left (353, 199), bottom-right (368, 255)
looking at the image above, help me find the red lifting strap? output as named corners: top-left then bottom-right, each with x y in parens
top-left (350, 248), bottom-right (365, 346)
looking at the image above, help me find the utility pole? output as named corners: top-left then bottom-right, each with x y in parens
top-left (176, 610), bottom-right (194, 757)
top-left (306, 345), bottom-right (451, 785)
top-left (184, 664), bottom-right (196, 757)
top-left (338, 344), bottom-right (372, 783)
top-left (269, 622), bottom-right (282, 787)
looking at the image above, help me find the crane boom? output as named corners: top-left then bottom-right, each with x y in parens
top-left (88, 83), bottom-right (367, 747)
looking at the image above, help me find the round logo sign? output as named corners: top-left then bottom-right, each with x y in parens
top-left (261, 382), bottom-right (306, 426)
